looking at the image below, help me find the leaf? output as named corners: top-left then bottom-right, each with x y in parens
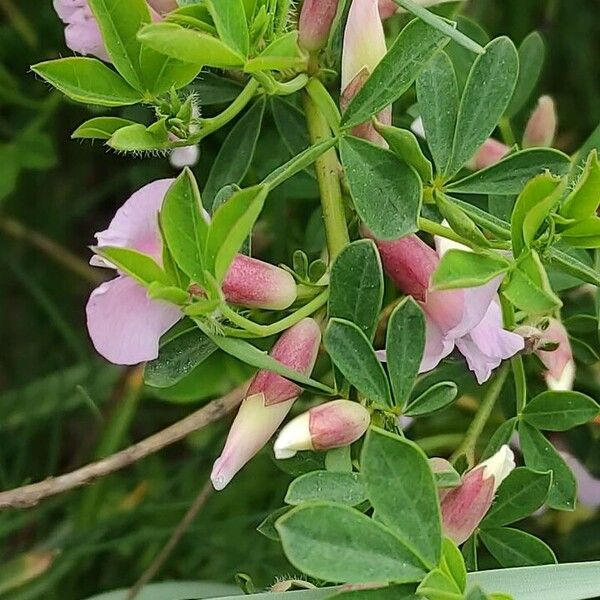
top-left (83, 581), bottom-right (241, 600)
top-left (375, 123), bottom-right (433, 183)
top-left (107, 122), bottom-right (171, 152)
top-left (405, 381), bottom-right (458, 417)
top-left (137, 22), bottom-right (245, 68)
top-left (341, 19), bottom-right (450, 130)
top-left (160, 168), bottom-right (209, 285)
top-left (482, 467), bottom-right (552, 527)
top-left (324, 319), bottom-right (391, 407)
top-left (31, 58), bottom-right (142, 107)
top-left (416, 51), bottom-right (459, 173)
top-left (447, 149), bottom-right (570, 195)
top-left (205, 184), bottom-right (268, 282)
top-left (203, 98), bottom-right (266, 209)
top-left (72, 117), bottom-right (136, 140)
top-left (432, 249), bottom-right (510, 290)
top-left (285, 471), bottom-right (366, 506)
top-left (481, 418), bottom-right (517, 460)
top-left (271, 97), bottom-right (310, 157)
top-left (328, 240), bottom-right (384, 341)
top-left (417, 568), bottom-right (462, 600)
top-left (549, 247), bottom-right (600, 287)
top-left (521, 391), bottom-right (599, 431)
top-left (561, 150), bottom-right (600, 220)
top-left (479, 528), bottom-right (556, 568)
top-left (94, 246), bottom-right (169, 287)
top-left (189, 72), bottom-right (244, 105)
top-left (328, 584), bottom-right (419, 599)
top-left (506, 31), bottom-right (546, 118)
top-left (385, 298), bottom-right (425, 408)
top-left (205, 0), bottom-right (249, 58)
top-left (276, 502), bottom-right (427, 584)
top-left (361, 428), bottom-right (442, 570)
top-left (518, 421), bottom-right (576, 510)
top-left (441, 538), bottom-right (467, 592)
top-left (446, 37), bottom-right (519, 177)
top-left (144, 324), bottom-right (217, 388)
top-left (340, 136), bottom-right (422, 241)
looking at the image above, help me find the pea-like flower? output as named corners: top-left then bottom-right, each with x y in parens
top-left (523, 96), bottom-right (558, 149)
top-left (298, 0), bottom-right (340, 52)
top-left (86, 179), bottom-right (297, 365)
top-left (211, 318), bottom-right (322, 490)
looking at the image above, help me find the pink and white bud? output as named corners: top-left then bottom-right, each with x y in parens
top-left (466, 138), bottom-right (511, 171)
top-left (298, 0), bottom-right (340, 52)
top-left (537, 318), bottom-right (575, 391)
top-left (169, 145), bottom-right (200, 169)
top-left (523, 96), bottom-right (557, 149)
top-left (211, 319), bottom-right (321, 490)
top-left (146, 0), bottom-right (177, 14)
top-left (222, 254), bottom-right (297, 311)
top-left (274, 400), bottom-right (370, 459)
top-left (341, 0), bottom-right (390, 145)
top-left (440, 445), bottom-right (515, 544)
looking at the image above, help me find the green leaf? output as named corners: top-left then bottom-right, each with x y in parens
top-left (107, 121), bottom-right (171, 152)
top-left (385, 298), bottom-right (425, 408)
top-left (447, 149), bottom-right (570, 195)
top-left (324, 319), bottom-right (391, 407)
top-left (160, 168), bottom-right (209, 285)
top-left (417, 568), bottom-right (462, 600)
top-left (203, 98), bottom-right (265, 209)
top-left (328, 240), bottom-right (384, 341)
top-left (405, 381), bottom-right (458, 417)
top-left (436, 193), bottom-right (491, 247)
top-left (432, 460), bottom-right (461, 489)
top-left (549, 247), bottom-right (600, 287)
top-left (327, 584), bottom-right (419, 599)
top-left (257, 506), bottom-right (290, 541)
top-left (144, 324), bottom-right (217, 388)
top-left (340, 136), bottom-right (422, 241)
top-left (361, 428), bottom-right (442, 570)
top-left (205, 184), bottom-right (268, 282)
top-left (506, 31), bottom-right (546, 118)
top-left (189, 72), bottom-right (243, 105)
top-left (72, 117), bottom-right (136, 140)
top-left (416, 51), bottom-right (459, 173)
top-left (375, 123), bottom-right (433, 183)
top-left (276, 502), bottom-right (427, 584)
top-left (441, 538), bottom-right (467, 592)
top-left (31, 58), bottom-right (142, 107)
top-left (205, 0), bottom-right (249, 58)
top-left (561, 150), bottom-right (600, 220)
top-left (137, 22), bottom-right (245, 68)
top-left (479, 528), bottom-right (556, 568)
top-left (482, 467), bottom-right (552, 527)
top-left (518, 421), bottom-right (576, 510)
top-left (560, 216), bottom-right (600, 248)
top-left (93, 246), bottom-right (169, 287)
top-left (521, 391), bottom-right (599, 431)
top-left (432, 249), bottom-right (510, 290)
top-left (83, 581), bottom-right (242, 600)
top-left (285, 471), bottom-right (366, 506)
top-left (341, 19), bottom-right (450, 130)
top-left (482, 418), bottom-right (517, 460)
top-left (446, 37), bottom-right (519, 177)
top-left (245, 32), bottom-right (305, 72)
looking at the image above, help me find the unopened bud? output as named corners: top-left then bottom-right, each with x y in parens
top-left (274, 400), bottom-right (370, 459)
top-left (536, 318), bottom-right (575, 391)
top-left (211, 319), bottom-right (321, 490)
top-left (298, 0), bottom-right (339, 52)
top-left (169, 145), bottom-right (200, 169)
top-left (440, 446), bottom-right (515, 545)
top-left (223, 254), bottom-right (297, 311)
top-left (146, 0), bottom-right (178, 13)
top-left (466, 138), bottom-right (510, 171)
top-left (523, 96), bottom-right (557, 149)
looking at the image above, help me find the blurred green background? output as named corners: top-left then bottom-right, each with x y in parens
top-left (0, 1), bottom-right (599, 598)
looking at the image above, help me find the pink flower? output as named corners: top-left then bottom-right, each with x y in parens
top-left (341, 0), bottom-right (391, 145)
top-left (87, 179), bottom-right (297, 365)
top-left (298, 0), bottom-right (340, 52)
top-left (437, 446), bottom-right (515, 544)
top-left (537, 318), bottom-right (575, 391)
top-left (211, 318), bottom-right (322, 490)
top-left (523, 96), bottom-right (557, 149)
top-left (274, 400), bottom-right (371, 458)
top-left (372, 234), bottom-right (524, 383)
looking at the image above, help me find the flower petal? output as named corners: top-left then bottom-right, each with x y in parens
top-left (420, 314), bottom-right (455, 372)
top-left (86, 275), bottom-right (181, 365)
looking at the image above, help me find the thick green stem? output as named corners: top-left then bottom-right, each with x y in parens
top-left (451, 364), bottom-right (510, 467)
top-left (303, 92), bottom-right (349, 260)
top-left (500, 293), bottom-right (527, 412)
top-left (499, 116), bottom-right (517, 147)
top-left (418, 217), bottom-right (474, 247)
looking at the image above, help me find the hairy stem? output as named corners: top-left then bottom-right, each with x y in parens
top-left (303, 91), bottom-right (349, 259)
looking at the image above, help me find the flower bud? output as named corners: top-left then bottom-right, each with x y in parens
top-left (169, 145), bottom-right (200, 169)
top-left (222, 254), bottom-right (297, 311)
top-left (536, 318), bottom-right (575, 391)
top-left (523, 96), bottom-right (557, 149)
top-left (146, 0), bottom-right (177, 14)
top-left (274, 400), bottom-right (370, 459)
top-left (440, 446), bottom-right (515, 545)
top-left (211, 319), bottom-right (321, 490)
top-left (298, 0), bottom-right (339, 52)
top-left (466, 138), bottom-right (510, 171)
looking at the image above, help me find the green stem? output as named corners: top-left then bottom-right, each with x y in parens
top-left (220, 289), bottom-right (329, 338)
top-left (306, 78), bottom-right (341, 134)
top-left (499, 116), bottom-right (517, 147)
top-left (303, 92), bottom-right (349, 259)
top-left (500, 293), bottom-right (527, 412)
top-left (418, 217), bottom-right (474, 247)
top-left (450, 364), bottom-right (510, 467)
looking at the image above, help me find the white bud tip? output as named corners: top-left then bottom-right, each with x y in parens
top-left (273, 412), bottom-right (312, 460)
top-left (481, 445), bottom-right (515, 489)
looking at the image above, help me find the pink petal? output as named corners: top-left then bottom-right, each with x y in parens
top-left (64, 8), bottom-right (110, 62)
top-left (53, 0), bottom-right (89, 22)
top-left (420, 315), bottom-right (455, 372)
top-left (146, 0), bottom-right (177, 14)
top-left (467, 138), bottom-right (510, 171)
top-left (309, 400), bottom-right (370, 450)
top-left (422, 288), bottom-right (466, 335)
top-left (86, 275), bottom-right (181, 365)
top-left (537, 318), bottom-right (574, 382)
top-left (94, 179), bottom-right (174, 262)
top-left (523, 96), bottom-right (557, 149)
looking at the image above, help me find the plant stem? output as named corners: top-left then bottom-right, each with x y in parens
top-left (303, 92), bottom-right (349, 259)
top-left (418, 217), bottom-right (473, 247)
top-left (220, 289), bottom-right (329, 338)
top-left (499, 116), bottom-right (517, 147)
top-left (450, 364), bottom-right (510, 467)
top-left (500, 293), bottom-right (527, 412)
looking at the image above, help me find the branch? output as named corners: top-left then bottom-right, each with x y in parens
top-left (0, 384), bottom-right (247, 510)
